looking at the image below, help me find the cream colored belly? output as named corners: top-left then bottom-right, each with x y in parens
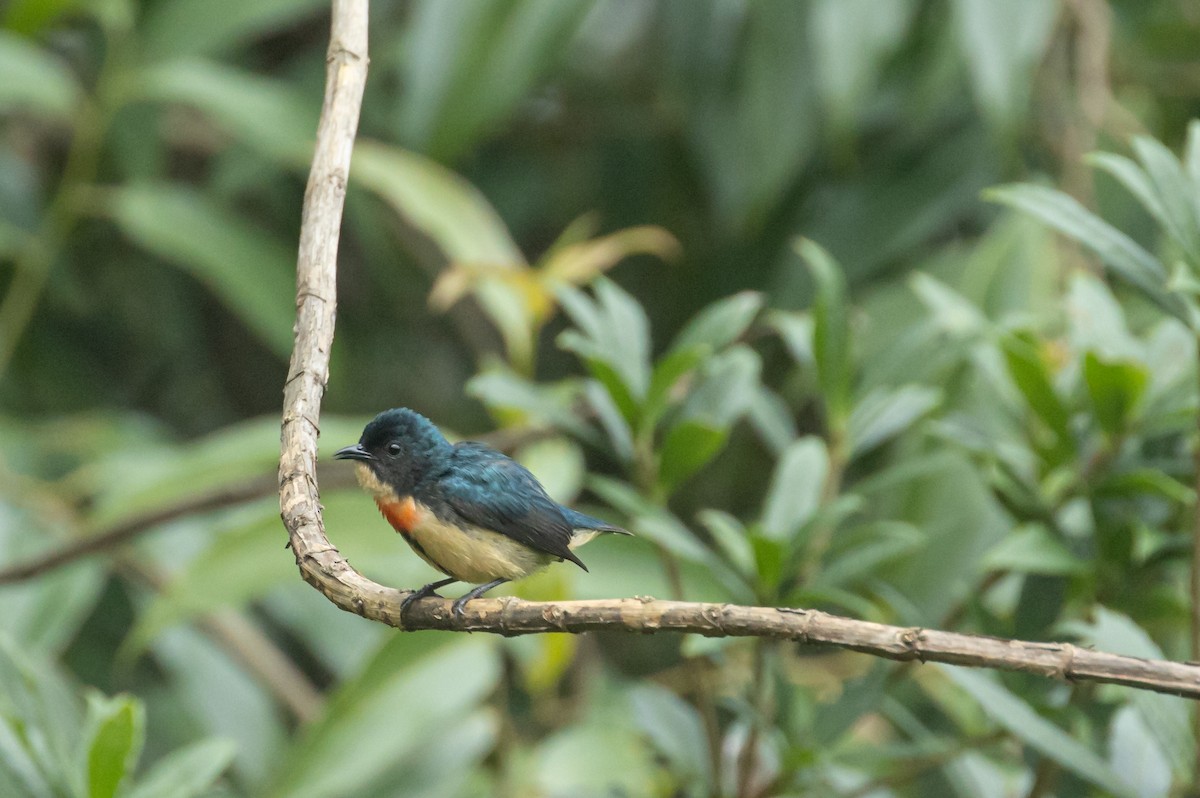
top-left (407, 514), bottom-right (553, 583)
top-left (354, 463), bottom-right (595, 584)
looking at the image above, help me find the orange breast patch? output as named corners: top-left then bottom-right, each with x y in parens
top-left (376, 496), bottom-right (421, 535)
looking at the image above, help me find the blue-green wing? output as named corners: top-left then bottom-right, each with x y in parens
top-left (432, 443), bottom-right (587, 570)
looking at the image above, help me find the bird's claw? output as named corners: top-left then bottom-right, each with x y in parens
top-left (400, 589), bottom-right (440, 615)
top-left (400, 577), bottom-right (458, 617)
top-left (448, 578), bottom-right (507, 621)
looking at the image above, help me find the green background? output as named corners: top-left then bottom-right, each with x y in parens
top-left (2, 1), bottom-right (1200, 796)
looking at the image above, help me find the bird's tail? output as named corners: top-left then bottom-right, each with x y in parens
top-left (563, 507), bottom-right (631, 537)
top-left (563, 508), bottom-right (630, 551)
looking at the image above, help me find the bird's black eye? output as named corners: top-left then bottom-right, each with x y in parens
top-left (387, 442), bottom-right (402, 456)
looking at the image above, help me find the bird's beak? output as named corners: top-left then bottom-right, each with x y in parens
top-left (334, 443), bottom-right (373, 462)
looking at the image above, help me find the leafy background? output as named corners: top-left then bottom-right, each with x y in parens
top-left (3, 0), bottom-right (1200, 796)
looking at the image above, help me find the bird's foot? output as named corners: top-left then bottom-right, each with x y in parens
top-left (401, 577), bottom-right (458, 616)
top-left (451, 578), bottom-right (509, 620)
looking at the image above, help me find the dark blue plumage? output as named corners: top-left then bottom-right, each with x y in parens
top-left (428, 441), bottom-right (589, 570)
top-left (334, 408), bottom-right (630, 615)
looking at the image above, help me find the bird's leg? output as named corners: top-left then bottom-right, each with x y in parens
top-left (451, 578), bottom-right (509, 619)
top-left (401, 577), bottom-right (458, 615)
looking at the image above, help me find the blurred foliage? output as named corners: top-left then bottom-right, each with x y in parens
top-left (4, 0), bottom-right (1200, 796)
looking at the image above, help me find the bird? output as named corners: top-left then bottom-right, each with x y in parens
top-left (334, 408), bottom-right (630, 618)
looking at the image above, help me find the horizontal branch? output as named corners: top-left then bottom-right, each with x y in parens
top-left (289, 557), bottom-right (1200, 699)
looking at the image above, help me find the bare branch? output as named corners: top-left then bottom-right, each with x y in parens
top-left (0, 477), bottom-right (277, 585)
top-left (278, 0), bottom-right (1200, 703)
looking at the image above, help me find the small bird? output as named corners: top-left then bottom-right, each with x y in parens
top-left (334, 408), bottom-right (629, 617)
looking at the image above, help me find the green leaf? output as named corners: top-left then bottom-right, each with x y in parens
top-left (659, 346), bottom-right (761, 490)
top-left (986, 184), bottom-right (1185, 320)
top-left (0, 500), bottom-right (106, 656)
top-left (127, 738), bottom-right (236, 798)
top-left (950, 0), bottom-right (1057, 127)
top-left (1087, 152), bottom-right (1171, 245)
top-left (399, 0), bottom-right (593, 161)
top-left (3, 0), bottom-right (88, 34)
top-left (676, 345), bottom-right (762, 428)
top-left (761, 436), bottom-right (829, 541)
top-left (750, 534), bottom-right (788, 594)
top-left (1108, 706), bottom-right (1172, 798)
top-left (658, 420), bottom-right (726, 494)
top-left (696, 510), bottom-right (755, 576)
top-left (84, 694), bottom-right (144, 798)
top-left (141, 0), bottom-right (326, 60)
top-left (558, 331), bottom-right (639, 424)
top-left (1000, 331), bottom-right (1070, 441)
top-left (271, 638), bottom-right (499, 798)
top-left (747, 387), bottom-right (798, 457)
top-left (668, 291), bottom-right (764, 354)
top-left (848, 384), bottom-right (940, 458)
top-left (1131, 135), bottom-right (1200, 263)
top-left (516, 436), bottom-right (583, 505)
top-left (642, 344), bottom-right (709, 430)
top-left (629, 685), bottom-right (713, 788)
top-left (352, 140), bottom-right (524, 265)
top-left (125, 491), bottom-right (433, 652)
top-left (1083, 352), bottom-right (1149, 437)
top-left (0, 721), bottom-right (52, 798)
top-left (941, 667), bottom-right (1136, 798)
top-left (909, 272), bottom-right (988, 335)
top-left (810, 0), bottom-right (913, 132)
top-left (1065, 608), bottom-right (1194, 781)
top-left (816, 522), bottom-right (923, 587)
top-left (556, 280), bottom-right (652, 417)
top-left (788, 583), bottom-right (880, 619)
top-left (466, 367), bottom-right (596, 444)
top-left (583, 379), bottom-right (633, 462)
top-left (797, 238), bottom-right (853, 428)
top-left (105, 184), bottom-right (295, 356)
top-left (534, 709), bottom-right (656, 796)
top-left (0, 636), bottom-right (84, 797)
top-left (1186, 120), bottom-right (1200, 199)
top-left (586, 476), bottom-right (714, 565)
top-left (1064, 272), bottom-right (1139, 360)
top-left (135, 59), bottom-right (315, 162)
top-left (593, 278), bottom-right (652, 399)
top-left (87, 415), bottom-right (365, 526)
top-left (767, 309), bottom-right (814, 363)
top-left (981, 524), bottom-right (1087, 576)
top-left (1096, 469), bottom-right (1193, 504)
top-left (0, 31), bottom-right (79, 120)
top-left (138, 627), bottom-right (285, 789)
top-left (812, 664), bottom-right (888, 745)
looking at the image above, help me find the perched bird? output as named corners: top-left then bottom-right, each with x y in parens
top-left (334, 408), bottom-right (629, 617)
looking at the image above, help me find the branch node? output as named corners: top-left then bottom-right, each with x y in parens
top-left (1058, 642), bottom-right (1078, 681)
top-left (898, 627), bottom-right (926, 662)
top-left (499, 596), bottom-right (518, 636)
top-left (700, 605), bottom-right (725, 636)
top-left (779, 607), bottom-right (813, 643)
top-left (542, 604), bottom-right (568, 631)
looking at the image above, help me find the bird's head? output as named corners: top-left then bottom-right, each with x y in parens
top-left (334, 408), bottom-right (451, 499)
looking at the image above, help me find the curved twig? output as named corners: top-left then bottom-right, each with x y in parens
top-left (278, 0), bottom-right (1200, 703)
